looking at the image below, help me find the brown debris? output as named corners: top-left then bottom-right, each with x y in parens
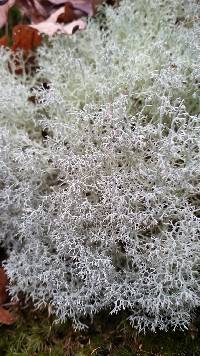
top-left (0, 267), bottom-right (9, 305)
top-left (12, 24), bottom-right (42, 52)
top-left (0, 267), bottom-right (16, 325)
top-left (0, 306), bottom-right (16, 325)
top-left (57, 2), bottom-right (78, 23)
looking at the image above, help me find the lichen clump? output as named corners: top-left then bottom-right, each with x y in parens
top-left (0, 0), bottom-right (200, 333)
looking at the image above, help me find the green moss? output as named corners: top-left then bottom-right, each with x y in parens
top-left (139, 330), bottom-right (200, 356)
top-left (0, 307), bottom-right (200, 355)
top-left (0, 308), bottom-right (70, 355)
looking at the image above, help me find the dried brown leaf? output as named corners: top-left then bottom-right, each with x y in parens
top-left (12, 24), bottom-right (42, 52)
top-left (0, 306), bottom-right (16, 325)
top-left (57, 2), bottom-right (78, 23)
top-left (0, 267), bottom-right (8, 305)
top-left (49, 0), bottom-right (103, 16)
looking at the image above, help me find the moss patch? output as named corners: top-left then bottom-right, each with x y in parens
top-left (0, 307), bottom-right (200, 355)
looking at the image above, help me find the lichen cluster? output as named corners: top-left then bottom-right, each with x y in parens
top-left (0, 0), bottom-right (199, 333)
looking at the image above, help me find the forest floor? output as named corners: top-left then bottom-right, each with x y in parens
top-left (0, 2), bottom-right (200, 355)
top-left (1, 304), bottom-right (200, 356)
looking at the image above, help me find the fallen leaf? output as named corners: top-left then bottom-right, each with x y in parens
top-left (49, 0), bottom-right (103, 16)
top-left (0, 0), bottom-right (105, 31)
top-left (57, 2), bottom-right (78, 23)
top-left (30, 21), bottom-right (63, 36)
top-left (43, 5), bottom-right (66, 23)
top-left (0, 25), bottom-right (42, 75)
top-left (31, 18), bottom-right (86, 36)
top-left (0, 306), bottom-right (16, 325)
top-left (0, 0), bottom-right (104, 75)
top-left (0, 267), bottom-right (8, 305)
top-left (12, 24), bottom-right (42, 52)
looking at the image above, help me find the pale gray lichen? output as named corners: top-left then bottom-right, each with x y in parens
top-left (0, 0), bottom-right (200, 333)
